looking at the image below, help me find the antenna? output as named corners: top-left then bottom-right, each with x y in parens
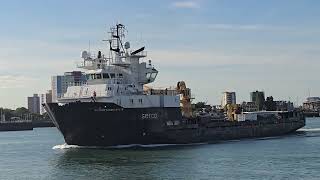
top-left (89, 40), bottom-right (91, 54)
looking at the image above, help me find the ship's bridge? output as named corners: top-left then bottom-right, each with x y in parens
top-left (59, 23), bottom-right (160, 103)
top-left (85, 69), bottom-right (125, 85)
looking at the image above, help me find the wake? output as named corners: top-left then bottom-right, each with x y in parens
top-left (52, 142), bottom-right (208, 150)
top-left (52, 143), bottom-right (82, 149)
top-left (297, 128), bottom-right (320, 132)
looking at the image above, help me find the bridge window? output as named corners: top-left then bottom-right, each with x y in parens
top-left (118, 73), bottom-right (123, 78)
top-left (110, 73), bottom-right (115, 78)
top-left (146, 73), bottom-right (151, 79)
top-left (151, 72), bottom-right (157, 79)
top-left (146, 72), bottom-right (157, 81)
top-left (103, 73), bottom-right (109, 79)
top-left (96, 74), bottom-right (102, 79)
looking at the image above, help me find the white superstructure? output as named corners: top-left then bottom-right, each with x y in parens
top-left (58, 24), bottom-right (180, 108)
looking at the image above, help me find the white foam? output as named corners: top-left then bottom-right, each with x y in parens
top-left (298, 128), bottom-right (320, 132)
top-left (52, 142), bottom-right (208, 150)
top-left (52, 143), bottom-right (82, 149)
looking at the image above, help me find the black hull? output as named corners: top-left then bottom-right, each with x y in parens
top-left (303, 111), bottom-right (320, 117)
top-left (45, 102), bottom-right (305, 146)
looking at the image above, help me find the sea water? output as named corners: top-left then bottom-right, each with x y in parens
top-left (0, 118), bottom-right (319, 180)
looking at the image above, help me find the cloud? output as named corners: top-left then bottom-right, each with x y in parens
top-left (0, 75), bottom-right (37, 89)
top-left (148, 43), bottom-right (320, 69)
top-left (171, 1), bottom-right (200, 9)
top-left (189, 23), bottom-right (288, 31)
top-left (150, 50), bottom-right (280, 67)
top-left (208, 24), bottom-right (263, 31)
top-left (0, 39), bottom-right (93, 75)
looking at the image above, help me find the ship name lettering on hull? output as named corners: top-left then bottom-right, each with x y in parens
top-left (94, 108), bottom-right (124, 112)
top-left (142, 113), bottom-right (158, 119)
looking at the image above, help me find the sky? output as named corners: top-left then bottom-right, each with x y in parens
top-left (0, 0), bottom-right (320, 109)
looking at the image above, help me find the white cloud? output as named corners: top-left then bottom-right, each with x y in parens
top-left (149, 48), bottom-right (307, 67)
top-left (172, 1), bottom-right (200, 9)
top-left (0, 39), bottom-right (95, 75)
top-left (209, 24), bottom-right (263, 31)
top-left (0, 75), bottom-right (37, 89)
top-left (188, 23), bottom-right (288, 31)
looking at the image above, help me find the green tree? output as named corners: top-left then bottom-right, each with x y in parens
top-left (194, 102), bottom-right (206, 109)
top-left (13, 107), bottom-right (30, 116)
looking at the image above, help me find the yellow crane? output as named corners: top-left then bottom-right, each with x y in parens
top-left (176, 81), bottom-right (193, 118)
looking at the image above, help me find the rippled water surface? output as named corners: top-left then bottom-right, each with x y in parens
top-left (0, 118), bottom-right (320, 180)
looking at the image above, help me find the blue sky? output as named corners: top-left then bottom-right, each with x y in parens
top-left (0, 0), bottom-right (320, 108)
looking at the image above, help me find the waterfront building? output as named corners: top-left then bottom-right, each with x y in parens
top-left (222, 92), bottom-right (236, 107)
top-left (265, 96), bottom-right (276, 111)
top-left (264, 96), bottom-right (294, 112)
top-left (303, 97), bottom-right (320, 111)
top-left (28, 94), bottom-right (40, 114)
top-left (215, 105), bottom-right (223, 110)
top-left (51, 71), bottom-right (86, 102)
top-left (250, 91), bottom-right (265, 111)
top-left (275, 101), bottom-right (294, 111)
top-left (40, 90), bottom-right (52, 114)
top-left (241, 101), bottom-right (258, 112)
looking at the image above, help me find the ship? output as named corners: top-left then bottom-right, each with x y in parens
top-left (0, 111), bottom-right (33, 131)
top-left (44, 23), bottom-right (305, 147)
